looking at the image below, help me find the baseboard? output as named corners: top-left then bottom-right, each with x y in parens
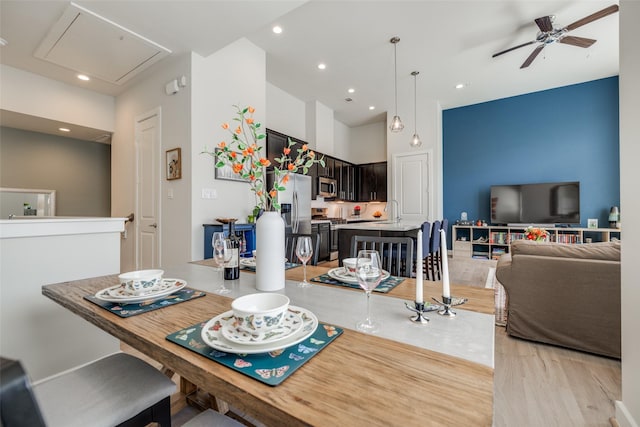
top-left (615, 401), bottom-right (639, 427)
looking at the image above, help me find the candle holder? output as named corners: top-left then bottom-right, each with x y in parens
top-left (404, 301), bottom-right (430, 324)
top-left (431, 296), bottom-right (459, 317)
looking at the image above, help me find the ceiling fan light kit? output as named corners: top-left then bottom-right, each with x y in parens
top-left (389, 36), bottom-right (404, 132)
top-left (492, 4), bottom-right (618, 69)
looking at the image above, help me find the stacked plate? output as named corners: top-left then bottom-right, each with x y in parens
top-left (200, 306), bottom-right (318, 354)
top-left (94, 278), bottom-right (187, 303)
top-left (327, 267), bottom-right (390, 284)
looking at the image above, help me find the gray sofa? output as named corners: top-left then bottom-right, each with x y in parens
top-left (496, 239), bottom-right (621, 358)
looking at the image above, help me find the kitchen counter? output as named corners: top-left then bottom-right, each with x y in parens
top-left (335, 220), bottom-right (422, 232)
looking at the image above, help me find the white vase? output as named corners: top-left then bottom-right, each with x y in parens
top-left (255, 211), bottom-right (285, 291)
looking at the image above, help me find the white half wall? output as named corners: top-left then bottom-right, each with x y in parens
top-left (617, 1), bottom-right (640, 426)
top-left (350, 121), bottom-right (386, 164)
top-left (0, 64), bottom-right (115, 132)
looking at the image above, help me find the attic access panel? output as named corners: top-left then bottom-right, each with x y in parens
top-left (35, 2), bottom-right (171, 85)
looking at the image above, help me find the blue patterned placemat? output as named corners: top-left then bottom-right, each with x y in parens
top-left (166, 321), bottom-right (343, 386)
top-left (241, 262), bottom-right (300, 272)
top-left (84, 289), bottom-right (206, 318)
top-left (310, 273), bottom-right (404, 293)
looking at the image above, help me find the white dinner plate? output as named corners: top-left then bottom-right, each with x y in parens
top-left (221, 311), bottom-right (303, 345)
top-left (240, 257), bottom-right (287, 268)
top-left (327, 267), bottom-right (390, 284)
top-left (95, 278), bottom-right (187, 303)
top-left (201, 306), bottom-right (318, 354)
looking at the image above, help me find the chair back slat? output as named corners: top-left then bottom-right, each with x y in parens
top-left (350, 235), bottom-right (414, 277)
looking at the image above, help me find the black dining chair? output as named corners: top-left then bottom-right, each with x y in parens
top-left (285, 232), bottom-right (320, 265)
top-left (427, 220), bottom-right (442, 281)
top-left (0, 353), bottom-right (176, 427)
top-left (350, 235), bottom-right (414, 277)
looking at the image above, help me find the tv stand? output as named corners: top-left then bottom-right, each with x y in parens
top-left (452, 225), bottom-right (621, 260)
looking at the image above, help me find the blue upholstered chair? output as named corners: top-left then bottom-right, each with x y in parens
top-left (427, 220), bottom-right (442, 280)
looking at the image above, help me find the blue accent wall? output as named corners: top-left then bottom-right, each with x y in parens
top-left (443, 77), bottom-right (619, 234)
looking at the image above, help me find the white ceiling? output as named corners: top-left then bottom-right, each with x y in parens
top-left (0, 0), bottom-right (620, 137)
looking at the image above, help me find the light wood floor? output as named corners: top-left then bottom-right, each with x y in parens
top-left (127, 256), bottom-right (622, 426)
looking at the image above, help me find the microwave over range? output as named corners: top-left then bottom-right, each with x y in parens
top-left (318, 176), bottom-right (337, 198)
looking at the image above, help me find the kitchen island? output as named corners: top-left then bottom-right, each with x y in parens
top-left (335, 220), bottom-right (422, 264)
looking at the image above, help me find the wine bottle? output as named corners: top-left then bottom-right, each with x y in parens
top-left (224, 221), bottom-right (240, 280)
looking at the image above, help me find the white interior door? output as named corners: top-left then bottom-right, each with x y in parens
top-left (135, 109), bottom-right (161, 269)
top-left (392, 151), bottom-right (432, 222)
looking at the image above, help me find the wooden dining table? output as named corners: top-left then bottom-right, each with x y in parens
top-left (42, 262), bottom-right (495, 426)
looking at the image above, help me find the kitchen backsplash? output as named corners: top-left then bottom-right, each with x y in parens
top-left (311, 197), bottom-right (388, 220)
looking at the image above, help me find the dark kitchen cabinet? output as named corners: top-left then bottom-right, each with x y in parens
top-left (358, 162), bottom-right (387, 202)
top-left (266, 129), bottom-right (306, 170)
top-left (336, 160), bottom-right (356, 201)
top-left (312, 222), bottom-right (330, 262)
top-left (317, 155), bottom-right (335, 178)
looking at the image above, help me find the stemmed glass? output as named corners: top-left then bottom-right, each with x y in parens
top-left (355, 250), bottom-right (383, 333)
top-left (295, 236), bottom-right (313, 288)
top-left (212, 232), bottom-right (231, 294)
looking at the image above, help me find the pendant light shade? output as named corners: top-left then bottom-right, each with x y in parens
top-left (389, 37), bottom-right (404, 133)
top-left (410, 71), bottom-right (422, 147)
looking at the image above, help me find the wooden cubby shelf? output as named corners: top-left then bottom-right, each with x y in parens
top-left (452, 225), bottom-right (621, 260)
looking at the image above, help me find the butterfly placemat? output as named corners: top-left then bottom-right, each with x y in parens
top-left (310, 274), bottom-right (404, 293)
top-left (84, 289), bottom-right (206, 318)
top-left (241, 262), bottom-right (300, 272)
top-left (166, 321), bottom-right (343, 386)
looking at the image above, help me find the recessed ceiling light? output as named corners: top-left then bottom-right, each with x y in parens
top-left (369, 106), bottom-right (375, 110)
top-left (455, 83), bottom-right (466, 89)
top-left (317, 63), bottom-right (326, 70)
top-left (272, 25), bottom-right (283, 34)
top-left (59, 127), bottom-right (71, 132)
top-left (77, 74), bottom-right (90, 81)
top-left (348, 88), bottom-right (355, 93)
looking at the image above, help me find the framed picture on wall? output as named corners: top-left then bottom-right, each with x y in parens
top-left (166, 148), bottom-right (182, 180)
top-left (214, 149), bottom-right (250, 182)
top-left (587, 218), bottom-right (598, 229)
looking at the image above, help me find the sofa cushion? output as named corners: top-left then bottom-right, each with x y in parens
top-left (511, 239), bottom-right (620, 261)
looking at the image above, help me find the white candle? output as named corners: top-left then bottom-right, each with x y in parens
top-left (416, 230), bottom-right (423, 304)
top-left (440, 228), bottom-right (451, 298)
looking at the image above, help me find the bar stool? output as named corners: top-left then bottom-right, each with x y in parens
top-left (427, 220), bottom-right (442, 280)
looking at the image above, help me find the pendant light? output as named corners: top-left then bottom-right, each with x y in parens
top-left (409, 71), bottom-right (422, 147)
top-left (389, 37), bottom-right (404, 132)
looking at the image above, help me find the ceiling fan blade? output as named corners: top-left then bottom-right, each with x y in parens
top-left (559, 35), bottom-right (597, 48)
top-left (535, 16), bottom-right (553, 32)
top-left (492, 40), bottom-right (536, 58)
top-left (565, 4), bottom-right (619, 31)
top-left (520, 45), bottom-right (545, 69)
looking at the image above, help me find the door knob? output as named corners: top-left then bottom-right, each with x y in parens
top-left (150, 223), bottom-right (158, 228)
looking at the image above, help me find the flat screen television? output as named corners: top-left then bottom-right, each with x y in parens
top-left (490, 181), bottom-right (580, 226)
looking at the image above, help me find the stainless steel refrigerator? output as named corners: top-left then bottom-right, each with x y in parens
top-left (268, 173), bottom-right (311, 234)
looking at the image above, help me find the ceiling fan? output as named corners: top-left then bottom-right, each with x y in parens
top-left (492, 4), bottom-right (619, 69)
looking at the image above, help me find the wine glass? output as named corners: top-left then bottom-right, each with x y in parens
top-left (295, 236), bottom-right (313, 288)
top-left (212, 234), bottom-right (232, 294)
top-left (355, 250), bottom-right (383, 333)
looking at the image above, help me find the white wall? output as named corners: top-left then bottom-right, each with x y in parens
top-left (386, 98), bottom-right (442, 223)
top-left (333, 120), bottom-right (351, 161)
top-left (0, 64), bottom-right (115, 132)
top-left (113, 54), bottom-right (192, 272)
top-left (618, 2), bottom-right (640, 426)
top-left (266, 82), bottom-right (306, 139)
top-left (190, 39), bottom-right (266, 261)
top-left (349, 121), bottom-right (386, 164)
top-left (305, 100), bottom-right (334, 154)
